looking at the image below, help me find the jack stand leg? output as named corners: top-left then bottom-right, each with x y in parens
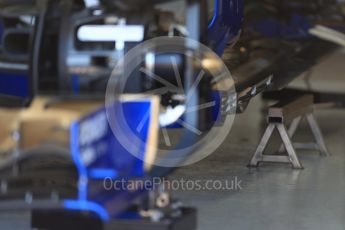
top-left (248, 124), bottom-right (275, 167)
top-left (277, 124), bottom-right (303, 169)
top-left (278, 116), bottom-right (302, 153)
top-left (305, 113), bottom-right (330, 157)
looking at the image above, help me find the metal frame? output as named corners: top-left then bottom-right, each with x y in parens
top-left (248, 121), bottom-right (303, 169)
top-left (263, 88), bottom-right (345, 109)
top-left (248, 96), bottom-right (330, 169)
top-left (278, 114), bottom-right (330, 156)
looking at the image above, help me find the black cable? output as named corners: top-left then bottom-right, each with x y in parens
top-left (30, 1), bottom-right (47, 97)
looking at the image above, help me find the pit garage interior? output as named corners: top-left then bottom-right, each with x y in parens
top-left (0, 0), bottom-right (344, 230)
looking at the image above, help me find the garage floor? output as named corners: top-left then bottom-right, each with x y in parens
top-left (172, 49), bottom-right (345, 230)
top-left (0, 51), bottom-right (344, 230)
top-left (172, 99), bottom-right (345, 230)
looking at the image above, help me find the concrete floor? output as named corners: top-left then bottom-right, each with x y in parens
top-left (0, 52), bottom-right (344, 229)
top-left (172, 98), bottom-right (345, 230)
top-left (171, 49), bottom-right (345, 230)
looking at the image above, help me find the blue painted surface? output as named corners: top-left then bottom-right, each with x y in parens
top-left (0, 2), bottom-right (244, 221)
top-left (116, 211), bottom-right (142, 220)
top-left (208, 0), bottom-right (219, 29)
top-left (89, 169), bottom-right (118, 179)
top-left (63, 200), bottom-right (110, 221)
top-left (71, 74), bottom-right (80, 95)
top-left (0, 1), bottom-right (244, 97)
top-left (70, 121), bottom-right (88, 200)
top-left (66, 101), bottom-right (153, 220)
top-left (0, 72), bottom-right (29, 98)
top-left (0, 20), bottom-right (29, 98)
top-left (208, 0), bottom-right (244, 56)
top-left (250, 13), bottom-right (312, 39)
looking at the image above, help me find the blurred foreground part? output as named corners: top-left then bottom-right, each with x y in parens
top-left (0, 95), bottom-right (167, 222)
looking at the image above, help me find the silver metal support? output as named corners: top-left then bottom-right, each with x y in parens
top-left (306, 113), bottom-right (330, 156)
top-left (278, 114), bottom-right (330, 157)
top-left (248, 95), bottom-right (329, 169)
top-left (248, 124), bottom-right (275, 167)
top-left (276, 124), bottom-right (303, 169)
top-left (293, 142), bottom-right (319, 150)
top-left (261, 155), bottom-right (290, 163)
top-left (248, 122), bottom-right (303, 169)
top-left (278, 116), bottom-right (302, 152)
top-left (248, 112), bottom-right (329, 169)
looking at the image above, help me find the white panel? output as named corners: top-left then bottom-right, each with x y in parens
top-left (77, 25), bottom-right (144, 42)
top-left (84, 0), bottom-right (100, 7)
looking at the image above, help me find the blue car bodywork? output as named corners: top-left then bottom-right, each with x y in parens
top-left (208, 0), bottom-right (244, 55)
top-left (0, 0), bottom-right (244, 98)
